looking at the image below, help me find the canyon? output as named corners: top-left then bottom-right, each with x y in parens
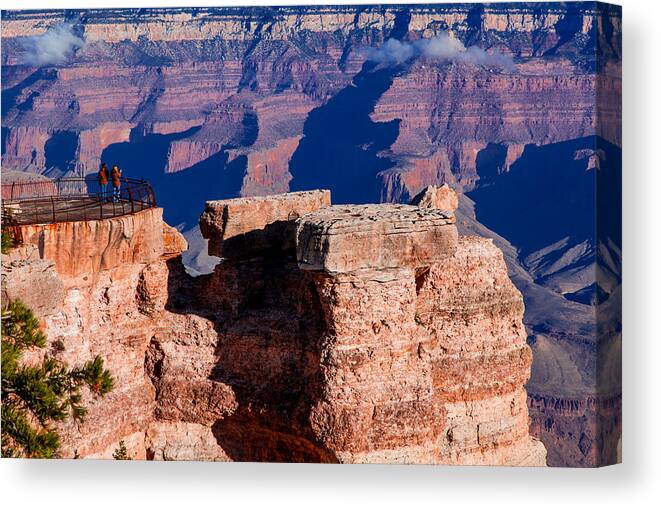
top-left (1, 3), bottom-right (621, 466)
top-left (2, 189), bottom-right (546, 465)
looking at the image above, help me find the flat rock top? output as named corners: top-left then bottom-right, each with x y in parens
top-left (297, 204), bottom-right (458, 274)
top-left (204, 190), bottom-right (330, 209)
top-left (300, 204), bottom-right (455, 233)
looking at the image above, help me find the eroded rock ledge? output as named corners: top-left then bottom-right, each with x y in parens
top-left (2, 190), bottom-right (546, 465)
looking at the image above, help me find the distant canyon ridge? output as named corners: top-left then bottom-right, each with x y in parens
top-left (1, 3), bottom-right (621, 466)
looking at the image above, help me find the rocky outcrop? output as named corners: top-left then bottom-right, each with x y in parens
top-left (200, 189), bottom-right (330, 258)
top-left (429, 168), bottom-right (622, 468)
top-left (2, 190), bottom-right (545, 464)
top-left (416, 237), bottom-right (545, 465)
top-left (2, 3), bottom-right (621, 465)
top-left (296, 204), bottom-right (457, 274)
top-left (409, 184), bottom-right (459, 212)
top-left (162, 223), bottom-right (188, 258)
top-left (241, 136), bottom-right (302, 197)
top-left (2, 212), bottom-right (175, 458)
top-left (148, 191), bottom-right (545, 465)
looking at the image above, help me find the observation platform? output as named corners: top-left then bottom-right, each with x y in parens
top-left (1, 177), bottom-right (156, 226)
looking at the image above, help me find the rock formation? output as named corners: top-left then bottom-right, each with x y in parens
top-left (1, 210), bottom-right (173, 458)
top-left (199, 189), bottom-right (330, 258)
top-left (409, 184), bottom-right (459, 213)
top-left (1, 4), bottom-right (621, 198)
top-left (16, 207), bottom-right (165, 277)
top-left (2, 190), bottom-right (546, 465)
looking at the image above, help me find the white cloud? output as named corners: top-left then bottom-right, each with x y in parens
top-left (21, 23), bottom-right (85, 66)
top-left (364, 32), bottom-right (515, 71)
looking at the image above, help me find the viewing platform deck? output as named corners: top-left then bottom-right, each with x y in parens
top-left (1, 177), bottom-right (157, 226)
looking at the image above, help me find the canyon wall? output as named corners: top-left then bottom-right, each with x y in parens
top-left (1, 209), bottom-right (174, 457)
top-left (2, 191), bottom-right (545, 465)
top-left (1, 4), bottom-right (621, 201)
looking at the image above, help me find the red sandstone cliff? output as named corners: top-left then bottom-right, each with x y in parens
top-left (1, 190), bottom-right (545, 464)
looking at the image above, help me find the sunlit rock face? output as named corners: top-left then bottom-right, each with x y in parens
top-left (409, 184), bottom-right (459, 213)
top-left (1, 209), bottom-right (179, 458)
top-left (1, 3), bottom-right (621, 466)
top-left (2, 192), bottom-right (544, 465)
top-left (16, 207), bottom-right (165, 277)
top-left (1, 4), bottom-right (620, 205)
top-left (146, 191), bottom-right (545, 465)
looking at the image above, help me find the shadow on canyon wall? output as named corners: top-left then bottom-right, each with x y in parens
top-left (288, 62), bottom-right (400, 204)
top-left (100, 127), bottom-right (245, 230)
top-left (44, 130), bottom-right (77, 173)
top-left (468, 136), bottom-right (621, 306)
top-left (288, 9), bottom-right (412, 204)
top-left (156, 244), bottom-right (339, 463)
top-left (470, 137), bottom-right (597, 259)
top-left (462, 135), bottom-right (621, 466)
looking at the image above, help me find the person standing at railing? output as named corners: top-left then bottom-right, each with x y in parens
top-left (110, 165), bottom-right (122, 202)
top-left (98, 163), bottom-right (109, 201)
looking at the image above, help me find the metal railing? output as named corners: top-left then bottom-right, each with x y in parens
top-left (1, 177), bottom-right (157, 226)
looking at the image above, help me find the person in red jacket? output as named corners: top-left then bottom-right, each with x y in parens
top-left (98, 163), bottom-right (109, 200)
top-left (110, 165), bottom-right (122, 202)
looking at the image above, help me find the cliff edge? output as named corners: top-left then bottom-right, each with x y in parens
top-left (1, 190), bottom-right (545, 465)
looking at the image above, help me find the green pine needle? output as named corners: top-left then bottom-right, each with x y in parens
top-left (2, 299), bottom-right (115, 458)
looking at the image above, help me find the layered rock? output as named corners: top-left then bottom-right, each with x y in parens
top-left (415, 236), bottom-right (545, 465)
top-left (373, 62), bottom-right (621, 199)
top-left (75, 122), bottom-right (132, 174)
top-left (433, 167), bottom-right (622, 468)
top-left (147, 191), bottom-right (545, 465)
top-left (162, 223), bottom-right (188, 258)
top-left (200, 189), bottom-right (330, 258)
top-left (1, 3), bottom-right (621, 466)
top-left (17, 207), bottom-right (165, 277)
top-left (1, 208), bottom-right (183, 458)
top-left (2, 190), bottom-right (545, 463)
top-left (2, 4), bottom-right (621, 193)
top-left (2, 126), bottom-right (50, 172)
top-left (240, 136), bottom-right (301, 196)
top-left (528, 393), bottom-right (621, 467)
top-left (1, 5), bottom-right (619, 45)
top-left (296, 204), bottom-right (457, 274)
